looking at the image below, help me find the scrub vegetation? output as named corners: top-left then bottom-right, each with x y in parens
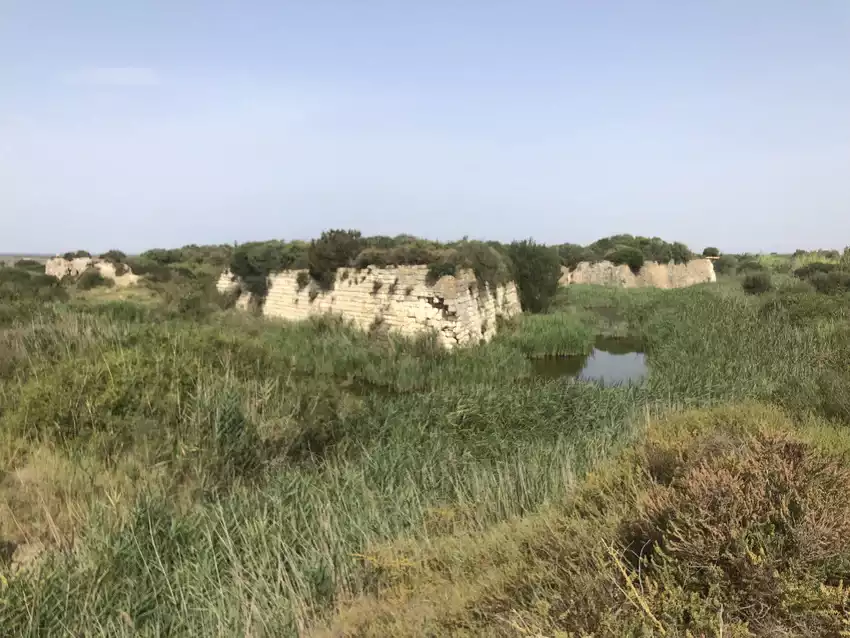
top-left (1, 237), bottom-right (850, 636)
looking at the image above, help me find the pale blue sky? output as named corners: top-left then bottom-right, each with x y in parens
top-left (2, 1), bottom-right (849, 254)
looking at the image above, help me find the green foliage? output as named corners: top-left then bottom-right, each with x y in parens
top-left (76, 268), bottom-right (113, 291)
top-left (741, 272), bottom-right (772, 295)
top-left (794, 262), bottom-right (836, 279)
top-left (296, 271), bottom-right (310, 291)
top-left (809, 271), bottom-right (850, 295)
top-left (62, 250), bottom-right (91, 260)
top-left (229, 240), bottom-right (304, 300)
top-left (141, 244), bottom-right (233, 268)
top-left (506, 239), bottom-right (561, 313)
top-left (701, 246), bottom-right (719, 257)
top-left (557, 235), bottom-right (693, 268)
top-left (13, 259), bottom-right (44, 272)
top-left (606, 246), bottom-right (645, 274)
top-left (0, 267), bottom-right (67, 302)
top-left (712, 254), bottom-right (738, 275)
top-left (308, 229), bottom-right (364, 290)
top-left (459, 240), bottom-right (512, 288)
top-left (125, 257), bottom-right (172, 282)
top-left (98, 250), bottom-right (127, 263)
top-left (557, 243), bottom-right (591, 270)
top-left (425, 258), bottom-right (457, 283)
top-left (737, 256), bottom-right (766, 273)
top-left (793, 261), bottom-right (850, 295)
top-left (841, 247), bottom-right (850, 271)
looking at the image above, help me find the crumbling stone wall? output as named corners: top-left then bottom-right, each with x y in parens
top-left (45, 257), bottom-right (139, 286)
top-left (218, 265), bottom-right (522, 349)
top-left (560, 258), bottom-right (716, 288)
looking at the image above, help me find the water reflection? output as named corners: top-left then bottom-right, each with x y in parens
top-left (531, 336), bottom-right (647, 386)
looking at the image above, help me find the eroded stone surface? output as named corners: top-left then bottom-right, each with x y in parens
top-left (45, 258), bottom-right (140, 287)
top-left (560, 259), bottom-right (716, 288)
top-left (218, 265), bottom-right (522, 349)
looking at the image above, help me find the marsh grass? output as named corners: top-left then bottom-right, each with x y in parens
top-left (1, 279), bottom-right (849, 636)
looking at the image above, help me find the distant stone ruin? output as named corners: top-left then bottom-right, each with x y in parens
top-left (45, 257), bottom-right (140, 287)
top-left (560, 258), bottom-right (716, 288)
top-left (218, 265), bottom-right (522, 349)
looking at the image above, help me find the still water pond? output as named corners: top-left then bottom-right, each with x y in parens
top-left (532, 336), bottom-right (648, 386)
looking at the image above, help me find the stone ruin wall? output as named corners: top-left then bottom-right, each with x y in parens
top-left (44, 257), bottom-right (140, 287)
top-left (217, 265), bottom-right (522, 349)
top-left (560, 258), bottom-right (716, 289)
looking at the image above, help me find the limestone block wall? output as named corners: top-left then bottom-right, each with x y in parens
top-left (218, 265), bottom-right (522, 348)
top-left (45, 257), bottom-right (140, 287)
top-left (560, 258), bottom-right (716, 289)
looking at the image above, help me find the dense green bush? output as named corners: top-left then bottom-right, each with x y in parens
top-left (308, 229), bottom-right (364, 290)
top-left (142, 244), bottom-right (233, 268)
top-left (99, 250), bottom-right (127, 263)
top-left (556, 235), bottom-right (692, 269)
top-left (670, 241), bottom-right (692, 264)
top-left (809, 271), bottom-right (850, 295)
top-left (76, 268), bottom-right (113, 291)
top-left (741, 272), bottom-right (772, 295)
top-left (229, 240), bottom-right (305, 299)
top-left (125, 257), bottom-right (172, 282)
top-left (506, 240), bottom-right (561, 314)
top-left (425, 257), bottom-right (458, 283)
top-left (13, 259), bottom-right (44, 272)
top-left (557, 243), bottom-right (591, 271)
top-left (737, 257), bottom-right (765, 273)
top-left (0, 267), bottom-right (67, 302)
top-left (606, 246), bottom-right (645, 274)
top-left (712, 254), bottom-right (738, 275)
top-left (794, 262), bottom-right (836, 280)
top-left (701, 246), bottom-right (719, 257)
top-left (62, 250), bottom-right (91, 260)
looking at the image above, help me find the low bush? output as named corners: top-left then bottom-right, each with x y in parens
top-left (713, 254), bottom-right (738, 275)
top-left (809, 271), bottom-right (850, 295)
top-left (125, 257), bottom-right (173, 282)
top-left (230, 240), bottom-right (300, 300)
top-left (13, 259), bottom-right (44, 272)
top-left (794, 262), bottom-right (837, 280)
top-left (61, 250), bottom-right (91, 260)
top-left (306, 229), bottom-right (364, 291)
top-left (702, 246), bottom-right (719, 257)
top-left (76, 268), bottom-right (113, 291)
top-left (557, 235), bottom-right (693, 269)
top-left (738, 257), bottom-right (766, 273)
top-left (99, 250), bottom-right (127, 263)
top-left (507, 239), bottom-right (561, 313)
top-left (742, 272), bottom-right (772, 295)
top-left (606, 246), bottom-right (645, 274)
top-left (557, 243), bottom-right (591, 270)
top-left (0, 267), bottom-right (67, 302)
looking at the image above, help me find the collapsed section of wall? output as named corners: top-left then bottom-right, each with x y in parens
top-left (560, 258), bottom-right (716, 289)
top-left (45, 257), bottom-right (140, 286)
top-left (218, 265), bottom-right (522, 349)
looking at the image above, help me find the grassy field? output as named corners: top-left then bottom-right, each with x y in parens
top-left (2, 259), bottom-right (850, 635)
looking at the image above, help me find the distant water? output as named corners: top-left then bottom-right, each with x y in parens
top-left (532, 336), bottom-right (647, 386)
